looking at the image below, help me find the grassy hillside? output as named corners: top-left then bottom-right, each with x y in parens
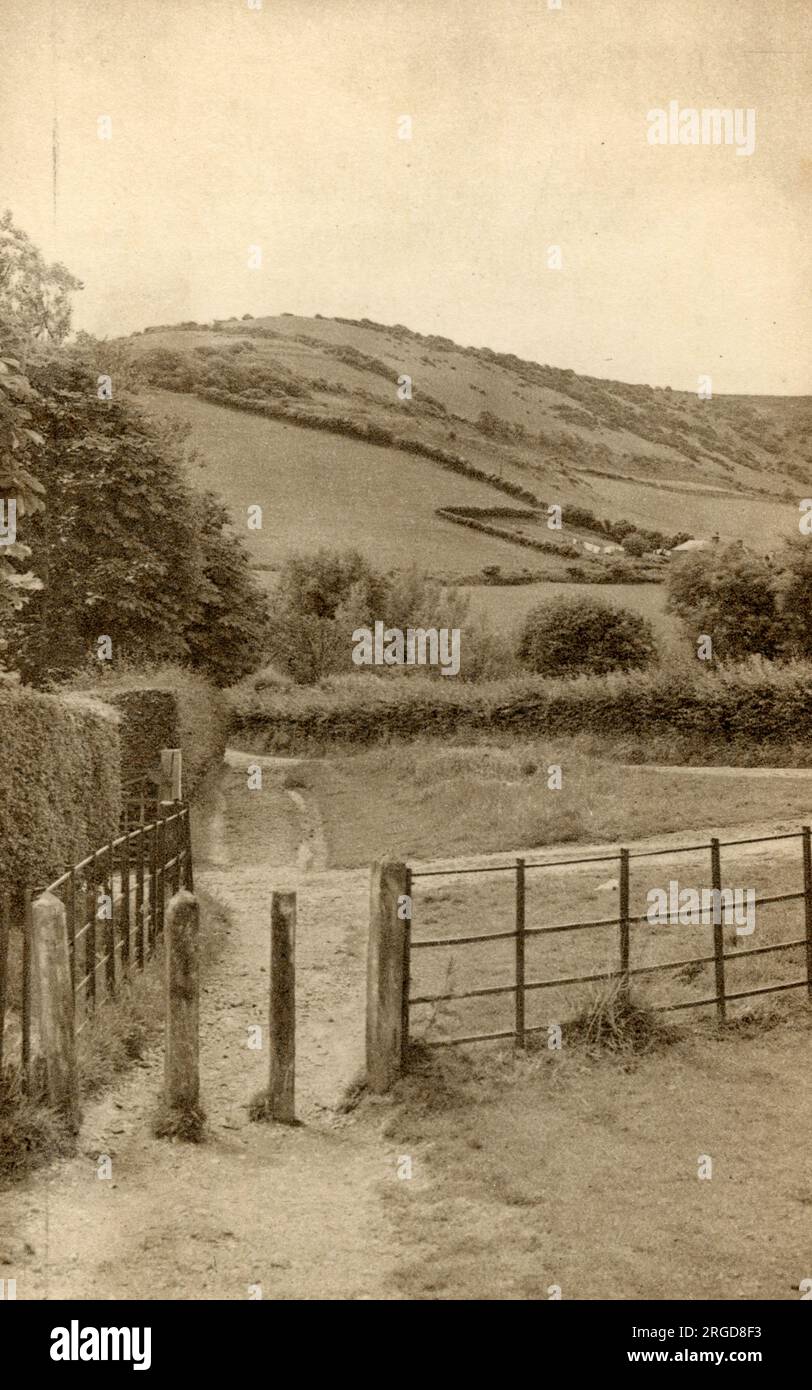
top-left (124, 313), bottom-right (809, 574)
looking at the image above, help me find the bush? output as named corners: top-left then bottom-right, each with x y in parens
top-left (517, 597), bottom-right (657, 676)
top-left (226, 659), bottom-right (812, 756)
top-left (0, 682), bottom-right (120, 888)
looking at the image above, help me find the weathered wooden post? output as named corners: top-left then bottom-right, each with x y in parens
top-left (33, 892), bottom-right (80, 1130)
top-left (0, 892), bottom-right (10, 1075)
top-left (367, 860), bottom-right (409, 1094)
top-left (160, 748), bottom-right (182, 803)
top-left (268, 891), bottom-right (296, 1123)
top-left (164, 890), bottom-right (200, 1111)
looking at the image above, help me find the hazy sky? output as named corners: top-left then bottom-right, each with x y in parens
top-left (1, 0), bottom-right (809, 392)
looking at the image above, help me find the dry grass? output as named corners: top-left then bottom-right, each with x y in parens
top-left (301, 740), bottom-right (812, 867)
top-left (383, 1008), bottom-right (811, 1299)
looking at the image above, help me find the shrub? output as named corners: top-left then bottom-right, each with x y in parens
top-left (517, 597), bottom-right (657, 676)
top-left (0, 682), bottom-right (120, 888)
top-left (667, 544), bottom-right (780, 660)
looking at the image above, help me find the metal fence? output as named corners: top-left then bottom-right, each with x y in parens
top-left (404, 826), bottom-right (812, 1052)
top-left (0, 800), bottom-right (193, 1082)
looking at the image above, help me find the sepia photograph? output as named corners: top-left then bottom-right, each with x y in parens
top-left (0, 0), bottom-right (810, 1345)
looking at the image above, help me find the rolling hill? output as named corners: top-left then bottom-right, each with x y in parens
top-left (121, 313), bottom-right (810, 577)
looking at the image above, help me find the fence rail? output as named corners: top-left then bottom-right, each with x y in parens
top-left (0, 801), bottom-right (193, 1083)
top-left (404, 826), bottom-right (812, 1055)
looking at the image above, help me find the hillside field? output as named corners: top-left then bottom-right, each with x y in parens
top-left (130, 315), bottom-right (807, 575)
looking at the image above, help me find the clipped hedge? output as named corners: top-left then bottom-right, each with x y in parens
top-left (0, 684), bottom-right (121, 888)
top-left (77, 667), bottom-right (227, 797)
top-left (227, 661), bottom-right (812, 757)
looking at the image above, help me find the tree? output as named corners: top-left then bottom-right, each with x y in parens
top-left (0, 315), bottom-right (45, 648)
top-left (622, 531), bottom-right (648, 558)
top-left (774, 537), bottom-right (812, 660)
top-left (182, 490), bottom-right (269, 685)
top-left (265, 549), bottom-right (476, 683)
top-left (8, 354), bottom-right (267, 685)
top-left (0, 211), bottom-right (83, 357)
top-left (666, 544), bottom-right (780, 660)
top-left (517, 596), bottom-right (657, 676)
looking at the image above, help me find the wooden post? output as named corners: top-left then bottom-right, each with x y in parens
top-left (104, 839), bottom-right (116, 998)
top-left (711, 838), bottom-right (726, 1023)
top-left (268, 892), bottom-right (296, 1123)
top-left (160, 748), bottom-right (182, 803)
top-left (366, 860), bottom-right (408, 1094)
top-left (22, 886), bottom-right (33, 1086)
top-left (400, 866), bottom-right (412, 1070)
top-left (149, 820), bottom-right (159, 952)
top-left (0, 893), bottom-right (9, 1075)
top-left (619, 848), bottom-right (630, 996)
top-left (803, 827), bottom-right (812, 1002)
top-left (33, 893), bottom-right (80, 1129)
top-left (66, 866), bottom-right (76, 998)
top-left (121, 832), bottom-right (131, 971)
top-left (164, 891), bottom-right (200, 1109)
top-left (183, 808), bottom-right (194, 893)
top-left (84, 872), bottom-right (96, 1017)
top-left (136, 827), bottom-right (146, 969)
top-left (515, 857), bottom-right (526, 1047)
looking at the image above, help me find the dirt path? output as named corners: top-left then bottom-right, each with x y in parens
top-left (0, 754), bottom-right (394, 1301)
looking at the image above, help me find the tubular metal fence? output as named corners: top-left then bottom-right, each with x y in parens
top-left (404, 826), bottom-right (812, 1053)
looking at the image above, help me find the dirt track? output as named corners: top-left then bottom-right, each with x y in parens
top-left (0, 754), bottom-right (395, 1301)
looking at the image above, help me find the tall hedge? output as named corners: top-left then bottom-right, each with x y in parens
top-left (0, 684), bottom-right (121, 888)
top-left (76, 667), bottom-right (227, 797)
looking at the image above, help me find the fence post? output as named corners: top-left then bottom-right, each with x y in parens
top-left (268, 891), bottom-right (296, 1123)
top-left (136, 827), bottom-right (146, 969)
top-left (619, 848), bottom-right (630, 996)
top-left (183, 807), bottom-right (194, 893)
top-left (85, 866), bottom-right (97, 1019)
top-left (711, 838), bottom-right (726, 1023)
top-left (22, 886), bottom-right (33, 1086)
top-left (105, 839), bottom-right (116, 999)
top-left (164, 890), bottom-right (200, 1111)
top-left (66, 866), bottom-right (76, 998)
top-left (803, 827), bottom-right (812, 1002)
top-left (121, 832), bottom-right (131, 971)
top-left (33, 893), bottom-right (80, 1129)
top-left (400, 866), bottom-right (412, 1070)
top-left (515, 857), bottom-right (526, 1047)
top-left (0, 892), bottom-right (9, 1075)
top-left (160, 749), bottom-right (182, 803)
top-left (367, 860), bottom-right (409, 1094)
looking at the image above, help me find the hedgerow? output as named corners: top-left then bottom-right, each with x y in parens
top-left (227, 660), bottom-right (812, 757)
top-left (70, 665), bottom-right (228, 797)
top-left (0, 682), bottom-right (121, 887)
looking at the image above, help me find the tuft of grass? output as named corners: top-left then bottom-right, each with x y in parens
top-left (0, 1068), bottom-right (75, 1181)
top-left (566, 980), bottom-right (679, 1055)
top-left (151, 1098), bottom-right (207, 1143)
top-left (247, 1088), bottom-right (301, 1125)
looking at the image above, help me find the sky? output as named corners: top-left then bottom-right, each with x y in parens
top-left (0, 0), bottom-right (809, 393)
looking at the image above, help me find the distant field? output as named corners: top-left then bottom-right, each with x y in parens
top-left (142, 390), bottom-right (538, 573)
